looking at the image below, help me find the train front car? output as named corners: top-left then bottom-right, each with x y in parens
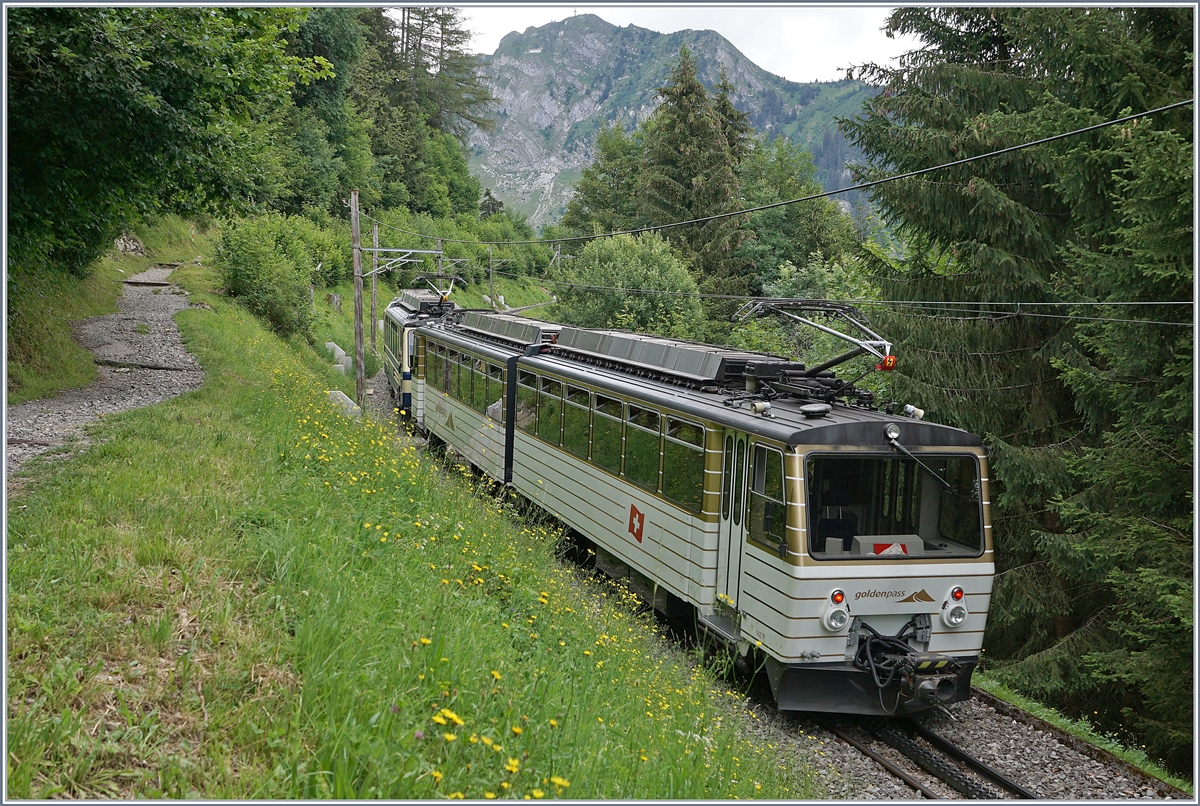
top-left (416, 308), bottom-right (993, 718)
top-left (738, 405), bottom-right (993, 717)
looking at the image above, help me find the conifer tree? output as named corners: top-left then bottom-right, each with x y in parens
top-left (842, 7), bottom-right (1192, 769)
top-left (639, 46), bottom-right (749, 301)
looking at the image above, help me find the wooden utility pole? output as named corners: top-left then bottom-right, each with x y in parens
top-left (351, 190), bottom-right (365, 406)
top-left (371, 222), bottom-right (379, 354)
top-left (488, 244), bottom-right (495, 307)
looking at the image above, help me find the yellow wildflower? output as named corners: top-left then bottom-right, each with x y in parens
top-left (491, 670), bottom-right (502, 681)
top-left (441, 708), bottom-right (465, 726)
top-left (432, 714), bottom-right (448, 726)
top-left (505, 758), bottom-right (520, 774)
top-left (532, 789), bottom-right (544, 799)
top-left (430, 770), bottom-right (443, 783)
top-left (511, 726), bottom-right (522, 736)
top-left (420, 637), bottom-right (432, 645)
top-left (550, 776), bottom-right (570, 788)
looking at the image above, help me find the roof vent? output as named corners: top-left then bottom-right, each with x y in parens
top-left (800, 403), bottom-right (832, 419)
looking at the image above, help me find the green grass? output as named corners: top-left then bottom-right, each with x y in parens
top-left (307, 280), bottom-right (383, 381)
top-left (449, 276), bottom-right (554, 312)
top-left (7, 260), bottom-right (821, 799)
top-left (6, 215), bottom-right (214, 404)
top-left (973, 674), bottom-right (1193, 794)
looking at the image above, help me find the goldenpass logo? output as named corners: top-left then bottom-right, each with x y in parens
top-left (855, 589), bottom-right (906, 601)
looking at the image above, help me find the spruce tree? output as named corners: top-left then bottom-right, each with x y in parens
top-left (842, 7), bottom-right (1192, 769)
top-left (638, 46), bottom-right (749, 301)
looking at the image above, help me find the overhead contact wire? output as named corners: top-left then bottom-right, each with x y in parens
top-left (357, 98), bottom-right (1193, 247)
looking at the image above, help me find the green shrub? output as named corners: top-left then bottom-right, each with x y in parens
top-left (215, 213), bottom-right (353, 337)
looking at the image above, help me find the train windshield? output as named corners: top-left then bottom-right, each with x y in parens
top-left (806, 454), bottom-right (983, 559)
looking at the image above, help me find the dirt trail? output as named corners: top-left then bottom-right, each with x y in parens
top-left (5, 265), bottom-right (206, 489)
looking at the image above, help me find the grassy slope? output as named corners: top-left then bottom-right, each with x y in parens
top-left (6, 255), bottom-right (817, 798)
top-left (8, 222), bottom-right (1188, 796)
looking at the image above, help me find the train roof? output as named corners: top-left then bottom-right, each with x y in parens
top-left (421, 311), bottom-right (983, 450)
top-left (385, 289), bottom-right (458, 320)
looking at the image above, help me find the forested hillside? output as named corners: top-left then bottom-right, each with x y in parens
top-left (6, 4), bottom-right (1192, 777)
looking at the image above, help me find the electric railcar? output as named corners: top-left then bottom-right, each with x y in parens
top-left (381, 289), bottom-right (458, 416)
top-left (382, 304), bottom-right (994, 716)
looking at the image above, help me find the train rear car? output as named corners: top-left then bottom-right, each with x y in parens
top-left (381, 289), bottom-right (457, 422)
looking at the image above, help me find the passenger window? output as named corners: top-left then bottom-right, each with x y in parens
top-left (562, 385), bottom-right (590, 458)
top-left (591, 395), bottom-right (622, 472)
top-left (663, 417), bottom-right (705, 513)
top-left (447, 350), bottom-right (460, 398)
top-left (721, 436), bottom-right (734, 520)
top-left (733, 438), bottom-right (746, 526)
top-left (538, 377), bottom-right (563, 444)
top-left (624, 405), bottom-right (661, 491)
top-left (486, 364), bottom-right (504, 420)
top-left (515, 371), bottom-right (537, 433)
top-left (749, 445), bottom-right (787, 555)
top-left (472, 358), bottom-right (487, 412)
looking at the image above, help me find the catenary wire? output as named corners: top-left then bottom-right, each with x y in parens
top-left (356, 98), bottom-right (1193, 247)
top-left (475, 269), bottom-right (1192, 326)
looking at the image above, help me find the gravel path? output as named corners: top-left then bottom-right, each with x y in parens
top-left (5, 266), bottom-right (206, 488)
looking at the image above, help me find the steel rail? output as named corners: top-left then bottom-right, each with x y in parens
top-left (907, 720), bottom-right (1039, 799)
top-left (815, 720), bottom-right (943, 799)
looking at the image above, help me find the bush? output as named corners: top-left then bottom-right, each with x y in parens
top-left (216, 214), bottom-right (325, 337)
top-left (551, 233), bottom-right (705, 339)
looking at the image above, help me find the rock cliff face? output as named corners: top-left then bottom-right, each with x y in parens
top-left (468, 14), bottom-right (876, 228)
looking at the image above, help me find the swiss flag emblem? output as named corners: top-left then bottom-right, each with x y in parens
top-left (628, 504), bottom-right (645, 543)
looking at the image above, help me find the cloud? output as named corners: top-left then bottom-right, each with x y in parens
top-left (461, 5), bottom-right (921, 83)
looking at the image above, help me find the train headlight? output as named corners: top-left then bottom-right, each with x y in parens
top-left (942, 603), bottom-right (968, 628)
top-left (885, 423), bottom-right (901, 440)
top-left (823, 591), bottom-right (850, 631)
top-left (824, 608), bottom-right (849, 631)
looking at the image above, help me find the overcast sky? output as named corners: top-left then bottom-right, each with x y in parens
top-left (460, 5), bottom-right (921, 84)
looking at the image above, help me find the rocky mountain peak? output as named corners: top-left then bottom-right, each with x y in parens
top-left (468, 16), bottom-right (875, 228)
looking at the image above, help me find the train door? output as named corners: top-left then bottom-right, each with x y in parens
top-left (716, 430), bottom-right (750, 613)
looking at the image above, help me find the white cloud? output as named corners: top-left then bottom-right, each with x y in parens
top-left (460, 5), bottom-right (921, 83)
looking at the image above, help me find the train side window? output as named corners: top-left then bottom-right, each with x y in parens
top-left (624, 405), bottom-right (661, 492)
top-left (733, 437), bottom-right (746, 526)
top-left (663, 417), bottom-right (705, 513)
top-left (429, 345), bottom-right (445, 391)
top-left (748, 445), bottom-right (787, 554)
top-left (425, 344), bottom-right (437, 389)
top-left (516, 371), bottom-right (537, 433)
top-left (592, 395), bottom-right (622, 472)
top-left (487, 364), bottom-right (504, 420)
top-left (447, 350), bottom-right (460, 398)
top-left (538, 377), bottom-right (563, 444)
top-left (721, 436), bottom-right (734, 520)
top-left (472, 358), bottom-right (488, 412)
top-left (455, 353), bottom-right (468, 402)
top-left (562, 385), bottom-right (590, 458)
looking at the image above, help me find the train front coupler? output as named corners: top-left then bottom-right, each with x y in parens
top-left (891, 652), bottom-right (961, 705)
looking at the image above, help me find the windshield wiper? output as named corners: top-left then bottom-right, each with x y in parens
top-left (887, 438), bottom-right (954, 492)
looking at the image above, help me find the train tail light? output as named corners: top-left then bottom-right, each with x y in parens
top-left (822, 590), bottom-right (849, 631)
top-left (941, 586), bottom-right (968, 627)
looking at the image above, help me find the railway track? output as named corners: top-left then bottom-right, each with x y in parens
top-left (811, 689), bottom-right (1191, 800)
top-left (817, 717), bottom-right (1037, 799)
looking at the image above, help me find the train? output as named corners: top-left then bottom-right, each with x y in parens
top-left (381, 293), bottom-right (994, 716)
